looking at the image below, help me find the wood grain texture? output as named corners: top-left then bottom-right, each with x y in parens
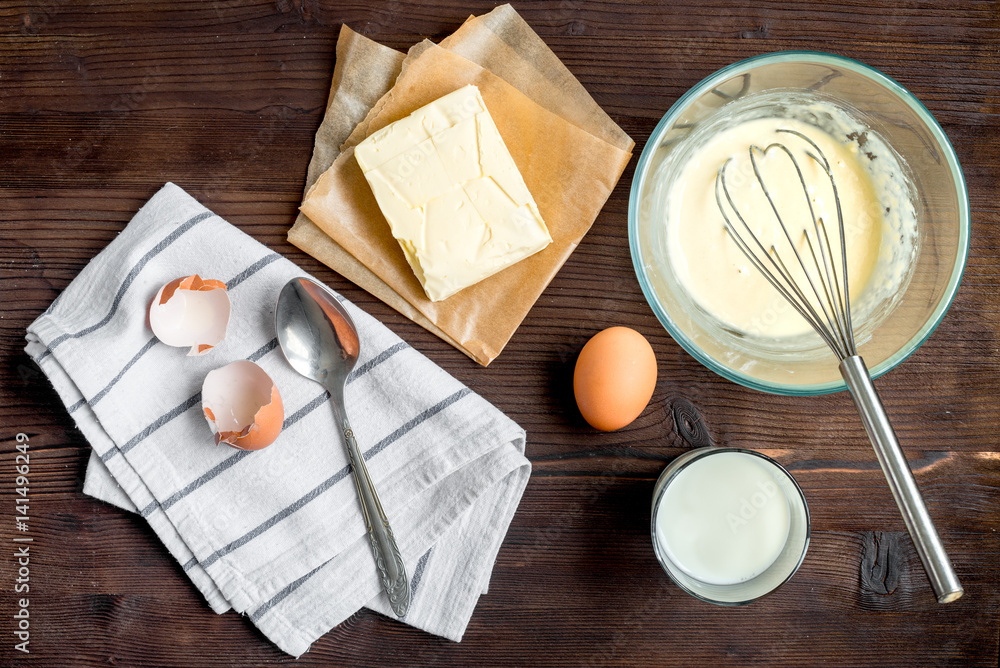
top-left (1, 0), bottom-right (999, 665)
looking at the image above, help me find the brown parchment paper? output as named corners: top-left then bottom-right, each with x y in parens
top-left (439, 6), bottom-right (633, 151)
top-left (285, 27), bottom-right (466, 348)
top-left (291, 6), bottom-right (633, 365)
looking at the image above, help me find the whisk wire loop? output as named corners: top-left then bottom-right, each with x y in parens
top-left (716, 131), bottom-right (856, 359)
top-left (749, 142), bottom-right (842, 344)
top-left (777, 129), bottom-right (857, 355)
top-left (714, 161), bottom-right (842, 353)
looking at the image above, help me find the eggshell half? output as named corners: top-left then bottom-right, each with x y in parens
top-left (573, 327), bottom-right (658, 431)
top-left (202, 361), bottom-right (284, 450)
top-left (149, 275), bottom-right (231, 356)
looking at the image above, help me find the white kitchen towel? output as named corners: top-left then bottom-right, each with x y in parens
top-left (25, 182), bottom-right (531, 657)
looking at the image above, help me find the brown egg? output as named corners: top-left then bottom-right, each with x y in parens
top-left (148, 275), bottom-right (231, 356)
top-left (202, 361), bottom-right (284, 450)
top-left (574, 327), bottom-right (658, 431)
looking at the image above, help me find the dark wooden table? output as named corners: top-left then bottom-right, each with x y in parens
top-left (2, 1), bottom-right (998, 666)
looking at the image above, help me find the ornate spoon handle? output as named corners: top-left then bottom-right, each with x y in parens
top-left (339, 412), bottom-right (410, 617)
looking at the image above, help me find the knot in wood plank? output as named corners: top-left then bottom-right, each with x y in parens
top-left (671, 397), bottom-right (712, 448)
top-left (739, 24), bottom-right (771, 39)
top-left (862, 531), bottom-right (902, 595)
top-left (859, 531), bottom-right (918, 609)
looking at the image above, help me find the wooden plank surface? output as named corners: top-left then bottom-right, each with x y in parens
top-left (1, 1), bottom-right (998, 665)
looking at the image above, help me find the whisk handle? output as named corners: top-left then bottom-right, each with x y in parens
top-left (839, 355), bottom-right (964, 603)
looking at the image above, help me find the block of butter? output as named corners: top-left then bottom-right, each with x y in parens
top-left (355, 84), bottom-right (552, 302)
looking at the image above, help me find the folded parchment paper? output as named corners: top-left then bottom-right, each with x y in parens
top-left (290, 5), bottom-right (633, 365)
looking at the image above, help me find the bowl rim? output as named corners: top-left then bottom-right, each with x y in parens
top-left (628, 50), bottom-right (971, 396)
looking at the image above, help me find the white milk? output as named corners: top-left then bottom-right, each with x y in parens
top-left (655, 451), bottom-right (791, 585)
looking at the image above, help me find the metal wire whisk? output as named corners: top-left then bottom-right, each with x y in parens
top-left (715, 129), bottom-right (963, 603)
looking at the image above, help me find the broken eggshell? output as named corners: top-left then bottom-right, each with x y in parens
top-left (202, 360), bottom-right (283, 450)
top-left (149, 275), bottom-right (231, 356)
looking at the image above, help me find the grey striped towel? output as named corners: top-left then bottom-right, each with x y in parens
top-left (24, 182), bottom-right (531, 657)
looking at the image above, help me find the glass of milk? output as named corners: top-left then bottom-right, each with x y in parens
top-left (651, 447), bottom-right (809, 604)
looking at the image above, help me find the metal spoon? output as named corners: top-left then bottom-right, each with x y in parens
top-left (275, 276), bottom-right (410, 617)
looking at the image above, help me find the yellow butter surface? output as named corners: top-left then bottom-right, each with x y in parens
top-left (355, 85), bottom-right (552, 302)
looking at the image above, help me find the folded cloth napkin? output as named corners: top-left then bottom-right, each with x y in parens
top-left (25, 182), bottom-right (531, 657)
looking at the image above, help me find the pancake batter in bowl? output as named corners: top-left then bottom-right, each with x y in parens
top-left (659, 93), bottom-right (918, 345)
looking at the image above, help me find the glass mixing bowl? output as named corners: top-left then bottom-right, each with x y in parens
top-left (629, 51), bottom-right (969, 395)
